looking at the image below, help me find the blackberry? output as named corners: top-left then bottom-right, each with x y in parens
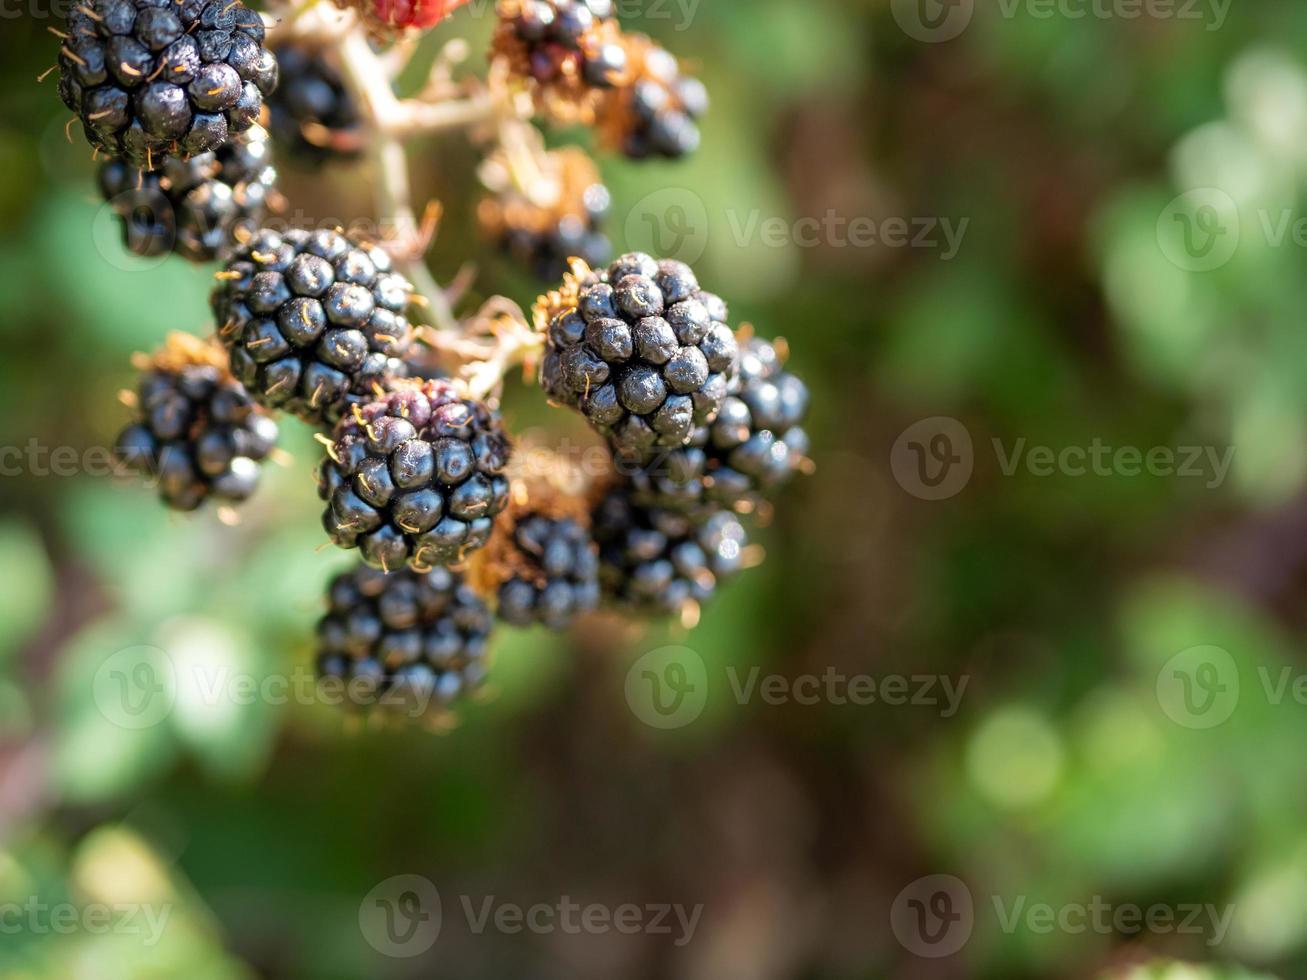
top-left (538, 252), bottom-right (738, 460)
top-left (592, 490), bottom-right (748, 614)
top-left (57, 0), bottom-right (278, 170)
top-left (317, 379), bottom-right (512, 572)
top-left (629, 337), bottom-right (811, 514)
top-left (98, 124), bottom-right (277, 262)
top-left (266, 44), bottom-right (362, 167)
top-left (479, 147), bottom-right (611, 281)
top-left (114, 332), bottom-right (279, 511)
top-left (598, 38), bottom-right (705, 160)
top-left (212, 227), bottom-right (416, 425)
top-left (491, 513), bottom-right (600, 628)
top-left (492, 0), bottom-right (627, 112)
top-left (315, 563), bottom-right (492, 715)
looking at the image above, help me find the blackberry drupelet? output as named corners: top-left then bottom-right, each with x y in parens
top-left (315, 563), bottom-right (492, 715)
top-left (267, 44), bottom-right (362, 167)
top-left (317, 379), bottom-right (512, 571)
top-left (99, 124), bottom-right (277, 262)
top-left (494, 514), bottom-right (600, 628)
top-left (479, 147), bottom-right (611, 281)
top-left (592, 489), bottom-right (747, 613)
top-left (538, 252), bottom-right (738, 460)
top-left (598, 37), bottom-right (705, 160)
top-left (115, 332), bottom-right (279, 511)
top-left (494, 0), bottom-right (626, 89)
top-left (629, 336), bottom-right (811, 514)
top-left (212, 227), bottom-right (416, 425)
top-left (58, 0), bottom-right (278, 170)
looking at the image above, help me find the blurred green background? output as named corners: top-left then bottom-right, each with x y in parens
top-left (6, 0), bottom-right (1307, 977)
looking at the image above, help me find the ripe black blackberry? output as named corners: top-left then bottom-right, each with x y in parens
top-left (593, 490), bottom-right (748, 613)
top-left (114, 332), bottom-right (279, 512)
top-left (538, 252), bottom-right (737, 460)
top-left (58, 0), bottom-right (278, 170)
top-left (493, 0), bottom-right (627, 95)
top-left (598, 37), bottom-right (706, 160)
top-left (212, 227), bottom-right (416, 425)
top-left (316, 563), bottom-right (493, 715)
top-left (317, 379), bottom-right (513, 572)
top-left (266, 44), bottom-right (362, 167)
top-left (99, 125), bottom-right (277, 262)
top-left (491, 513), bottom-right (600, 628)
top-left (629, 336), bottom-right (811, 514)
top-left (479, 147), bottom-right (611, 281)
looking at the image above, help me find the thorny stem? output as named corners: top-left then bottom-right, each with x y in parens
top-left (317, 15), bottom-right (543, 398)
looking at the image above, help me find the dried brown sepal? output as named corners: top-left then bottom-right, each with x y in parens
top-left (133, 331), bottom-right (232, 376)
top-left (531, 257), bottom-right (592, 334)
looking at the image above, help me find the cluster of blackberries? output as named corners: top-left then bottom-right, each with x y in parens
top-left (99, 125), bottom-right (277, 262)
top-left (479, 147), bottom-right (612, 281)
top-left (598, 38), bottom-right (706, 160)
top-left (114, 334), bottom-right (280, 511)
top-left (58, 0), bottom-right (278, 170)
top-left (316, 564), bottom-right (493, 715)
top-left (494, 0), bottom-right (627, 93)
top-left (212, 227), bottom-right (417, 426)
top-left (540, 252), bottom-right (738, 459)
top-left (317, 379), bottom-right (513, 572)
top-left (535, 253), bottom-right (809, 615)
top-left (266, 44), bottom-right (362, 168)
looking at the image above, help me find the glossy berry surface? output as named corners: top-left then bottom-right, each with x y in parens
top-left (115, 360), bottom-right (279, 512)
top-left (496, 514), bottom-right (600, 628)
top-left (501, 0), bottom-right (625, 88)
top-left (540, 252), bottom-right (737, 460)
top-left (99, 125), bottom-right (277, 262)
top-left (604, 43), bottom-right (706, 160)
top-left (317, 379), bottom-right (512, 571)
top-left (267, 44), bottom-right (361, 167)
top-left (212, 227), bottom-right (415, 425)
top-left (58, 0), bottom-right (278, 169)
top-left (592, 490), bottom-right (747, 613)
top-left (315, 563), bottom-right (492, 715)
top-left (629, 337), bottom-right (810, 513)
